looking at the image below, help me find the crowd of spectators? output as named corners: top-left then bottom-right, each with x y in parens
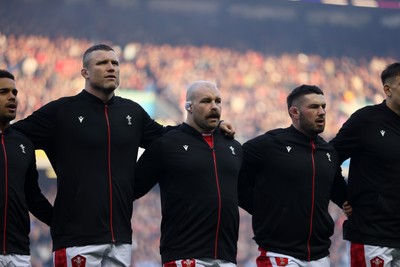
top-left (1, 33), bottom-right (397, 267)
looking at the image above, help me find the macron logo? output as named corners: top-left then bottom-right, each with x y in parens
top-left (380, 130), bottom-right (385, 137)
top-left (183, 145), bottom-right (189, 151)
top-left (286, 146), bottom-right (292, 153)
top-left (78, 116), bottom-right (84, 123)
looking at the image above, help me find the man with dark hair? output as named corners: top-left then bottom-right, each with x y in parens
top-left (330, 62), bottom-right (400, 266)
top-left (0, 69), bottom-right (52, 267)
top-left (239, 84), bottom-right (348, 267)
top-left (13, 44), bottom-right (234, 267)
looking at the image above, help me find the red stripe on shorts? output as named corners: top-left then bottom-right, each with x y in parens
top-left (54, 248), bottom-right (68, 267)
top-left (257, 247), bottom-right (273, 267)
top-left (164, 261), bottom-right (178, 267)
top-left (350, 242), bottom-right (367, 267)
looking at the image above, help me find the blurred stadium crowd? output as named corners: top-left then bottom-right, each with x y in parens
top-left (1, 33), bottom-right (392, 141)
top-left (0, 32), bottom-right (396, 267)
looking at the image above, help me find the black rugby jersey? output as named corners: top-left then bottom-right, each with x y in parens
top-left (134, 123), bottom-right (243, 264)
top-left (14, 90), bottom-right (166, 250)
top-left (330, 101), bottom-right (400, 248)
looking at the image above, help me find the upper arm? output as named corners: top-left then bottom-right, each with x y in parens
top-left (24, 155), bottom-right (53, 226)
top-left (330, 165), bottom-right (348, 208)
top-left (139, 109), bottom-right (167, 148)
top-left (13, 103), bottom-right (56, 149)
top-left (134, 139), bottom-right (162, 199)
top-left (330, 111), bottom-right (364, 163)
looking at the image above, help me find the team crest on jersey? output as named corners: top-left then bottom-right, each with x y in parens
top-left (370, 256), bottom-right (384, 267)
top-left (181, 259), bottom-right (195, 267)
top-left (326, 152), bottom-right (332, 162)
top-left (20, 144), bottom-right (26, 154)
top-left (126, 115), bottom-right (132, 125)
top-left (275, 257), bottom-right (288, 266)
top-left (71, 255), bottom-right (86, 267)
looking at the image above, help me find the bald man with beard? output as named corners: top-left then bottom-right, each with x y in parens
top-left (134, 81), bottom-right (243, 267)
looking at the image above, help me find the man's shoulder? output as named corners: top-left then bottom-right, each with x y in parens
top-left (251, 127), bottom-right (288, 141)
top-left (143, 128), bottom-right (187, 153)
top-left (162, 126), bottom-right (189, 139)
top-left (8, 126), bottom-right (35, 148)
top-left (267, 127), bottom-right (289, 136)
top-left (243, 129), bottom-right (280, 150)
top-left (351, 102), bottom-right (382, 118)
top-left (113, 95), bottom-right (149, 112)
top-left (38, 94), bottom-right (82, 110)
top-left (114, 95), bottom-right (139, 105)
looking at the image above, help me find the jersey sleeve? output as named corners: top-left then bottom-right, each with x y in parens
top-left (13, 101), bottom-right (57, 150)
top-left (238, 137), bottom-right (266, 215)
top-left (330, 109), bottom-right (365, 164)
top-left (25, 155), bottom-right (53, 226)
top-left (133, 138), bottom-right (163, 200)
top-left (330, 165), bottom-right (348, 208)
top-left (138, 108), bottom-right (177, 148)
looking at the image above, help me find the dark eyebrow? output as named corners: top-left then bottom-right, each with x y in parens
top-left (0, 88), bottom-right (18, 96)
top-left (308, 103), bottom-right (326, 108)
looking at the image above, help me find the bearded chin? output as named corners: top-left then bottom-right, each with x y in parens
top-left (6, 114), bottom-right (16, 122)
top-left (315, 125), bottom-right (325, 134)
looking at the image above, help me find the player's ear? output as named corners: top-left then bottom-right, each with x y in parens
top-left (289, 106), bottom-right (299, 118)
top-left (81, 68), bottom-right (89, 79)
top-left (185, 102), bottom-right (192, 112)
top-left (383, 84), bottom-right (392, 97)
